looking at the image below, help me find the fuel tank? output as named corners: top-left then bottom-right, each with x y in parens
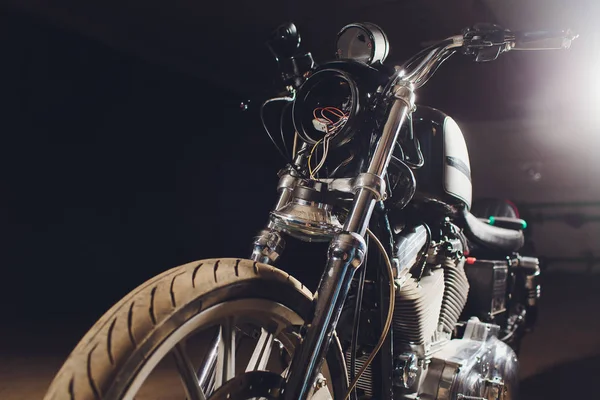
top-left (411, 106), bottom-right (472, 210)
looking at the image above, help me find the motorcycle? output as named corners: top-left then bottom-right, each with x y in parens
top-left (44, 22), bottom-right (576, 400)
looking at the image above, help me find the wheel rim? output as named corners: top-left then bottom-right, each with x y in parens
top-left (121, 298), bottom-right (336, 400)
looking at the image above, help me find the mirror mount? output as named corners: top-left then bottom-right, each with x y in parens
top-left (266, 22), bottom-right (315, 89)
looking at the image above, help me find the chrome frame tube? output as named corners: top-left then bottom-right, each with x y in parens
top-left (282, 83), bottom-right (415, 400)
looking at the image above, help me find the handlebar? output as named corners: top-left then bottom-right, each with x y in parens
top-left (402, 36), bottom-right (463, 87)
top-left (395, 24), bottom-right (577, 90)
top-left (513, 29), bottom-right (578, 50)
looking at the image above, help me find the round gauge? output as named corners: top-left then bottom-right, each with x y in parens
top-left (336, 23), bottom-right (390, 65)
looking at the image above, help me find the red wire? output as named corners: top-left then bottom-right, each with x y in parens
top-left (313, 108), bottom-right (322, 120)
top-left (323, 107), bottom-right (345, 119)
top-left (313, 107), bottom-right (349, 135)
top-left (319, 108), bottom-right (334, 124)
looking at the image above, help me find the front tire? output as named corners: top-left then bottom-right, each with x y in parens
top-left (44, 258), bottom-right (347, 399)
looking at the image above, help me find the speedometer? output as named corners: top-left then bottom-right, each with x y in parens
top-left (336, 23), bottom-right (390, 65)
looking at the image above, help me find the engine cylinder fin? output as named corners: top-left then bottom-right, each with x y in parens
top-left (393, 269), bottom-right (445, 345)
top-left (438, 258), bottom-right (470, 333)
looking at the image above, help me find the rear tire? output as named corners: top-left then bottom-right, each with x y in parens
top-left (44, 258), bottom-right (347, 399)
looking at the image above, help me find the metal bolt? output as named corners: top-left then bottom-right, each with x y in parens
top-left (314, 373), bottom-right (327, 389)
top-left (393, 353), bottom-right (419, 389)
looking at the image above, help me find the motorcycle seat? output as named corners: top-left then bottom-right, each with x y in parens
top-left (462, 211), bottom-right (524, 253)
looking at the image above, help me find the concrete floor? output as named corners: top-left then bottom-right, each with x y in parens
top-left (1, 273), bottom-right (598, 399)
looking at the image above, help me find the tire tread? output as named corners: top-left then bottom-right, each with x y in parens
top-left (44, 258), bottom-right (315, 400)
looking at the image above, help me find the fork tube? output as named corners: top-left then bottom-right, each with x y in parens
top-left (283, 232), bottom-right (366, 400)
top-left (283, 84), bottom-right (415, 400)
top-left (345, 86), bottom-right (414, 235)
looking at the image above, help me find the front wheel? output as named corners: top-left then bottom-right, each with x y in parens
top-left (44, 258), bottom-right (348, 400)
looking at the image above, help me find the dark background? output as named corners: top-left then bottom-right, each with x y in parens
top-left (0, 8), bottom-right (287, 325)
top-left (1, 1), bottom-right (599, 399)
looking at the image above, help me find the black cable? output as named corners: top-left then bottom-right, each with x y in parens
top-left (400, 115), bottom-right (425, 169)
top-left (376, 200), bottom-right (396, 256)
top-left (390, 159), bottom-right (417, 210)
top-left (405, 135), bottom-right (425, 169)
top-left (261, 98), bottom-right (309, 178)
top-left (329, 152), bottom-right (355, 177)
top-left (385, 172), bottom-right (393, 200)
top-left (350, 236), bottom-right (368, 400)
top-left (261, 100), bottom-right (291, 163)
top-left (394, 140), bottom-right (405, 162)
top-left (279, 101), bottom-right (291, 156)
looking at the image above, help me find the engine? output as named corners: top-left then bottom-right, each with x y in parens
top-left (389, 226), bottom-right (517, 399)
top-left (418, 317), bottom-right (519, 399)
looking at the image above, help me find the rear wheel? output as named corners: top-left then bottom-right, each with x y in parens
top-left (44, 258), bottom-right (347, 399)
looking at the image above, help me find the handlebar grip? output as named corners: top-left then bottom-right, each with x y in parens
top-left (513, 29), bottom-right (577, 50)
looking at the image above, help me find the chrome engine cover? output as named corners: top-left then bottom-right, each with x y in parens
top-left (420, 318), bottom-right (519, 400)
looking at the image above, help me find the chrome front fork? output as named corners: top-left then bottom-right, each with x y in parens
top-left (252, 84), bottom-right (415, 399)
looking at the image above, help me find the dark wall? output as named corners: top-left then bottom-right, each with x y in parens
top-left (0, 9), bottom-right (284, 325)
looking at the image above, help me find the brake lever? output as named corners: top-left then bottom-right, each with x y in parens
top-left (461, 23), bottom-right (578, 62)
top-left (461, 23), bottom-right (515, 62)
